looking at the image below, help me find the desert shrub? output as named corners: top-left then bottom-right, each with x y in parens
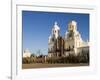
top-left (22, 57), bottom-right (30, 64)
top-left (46, 51), bottom-right (89, 64)
top-left (30, 57), bottom-right (35, 63)
top-left (77, 51), bottom-right (89, 63)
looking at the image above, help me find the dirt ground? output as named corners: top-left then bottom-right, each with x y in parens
top-left (22, 63), bottom-right (89, 69)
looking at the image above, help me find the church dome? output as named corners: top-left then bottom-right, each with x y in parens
top-left (51, 21), bottom-right (60, 39)
top-left (69, 20), bottom-right (77, 26)
top-left (23, 48), bottom-right (31, 58)
top-left (68, 20), bottom-right (77, 32)
top-left (53, 21), bottom-right (60, 30)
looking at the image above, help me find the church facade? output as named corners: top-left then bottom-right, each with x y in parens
top-left (48, 20), bottom-right (89, 58)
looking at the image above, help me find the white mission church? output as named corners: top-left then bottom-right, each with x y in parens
top-left (48, 20), bottom-right (89, 57)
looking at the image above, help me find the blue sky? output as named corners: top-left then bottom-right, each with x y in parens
top-left (22, 11), bottom-right (89, 55)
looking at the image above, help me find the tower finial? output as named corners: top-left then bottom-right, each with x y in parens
top-left (54, 21), bottom-right (57, 25)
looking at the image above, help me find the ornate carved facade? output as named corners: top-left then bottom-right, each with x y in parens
top-left (48, 20), bottom-right (89, 57)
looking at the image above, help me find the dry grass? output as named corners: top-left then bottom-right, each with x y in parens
top-left (22, 63), bottom-right (89, 69)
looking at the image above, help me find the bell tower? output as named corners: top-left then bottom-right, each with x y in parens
top-left (68, 20), bottom-right (77, 32)
top-left (52, 21), bottom-right (60, 39)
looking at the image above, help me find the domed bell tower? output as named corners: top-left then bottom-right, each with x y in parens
top-left (68, 20), bottom-right (77, 32)
top-left (67, 21), bottom-right (77, 39)
top-left (52, 21), bottom-right (60, 39)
